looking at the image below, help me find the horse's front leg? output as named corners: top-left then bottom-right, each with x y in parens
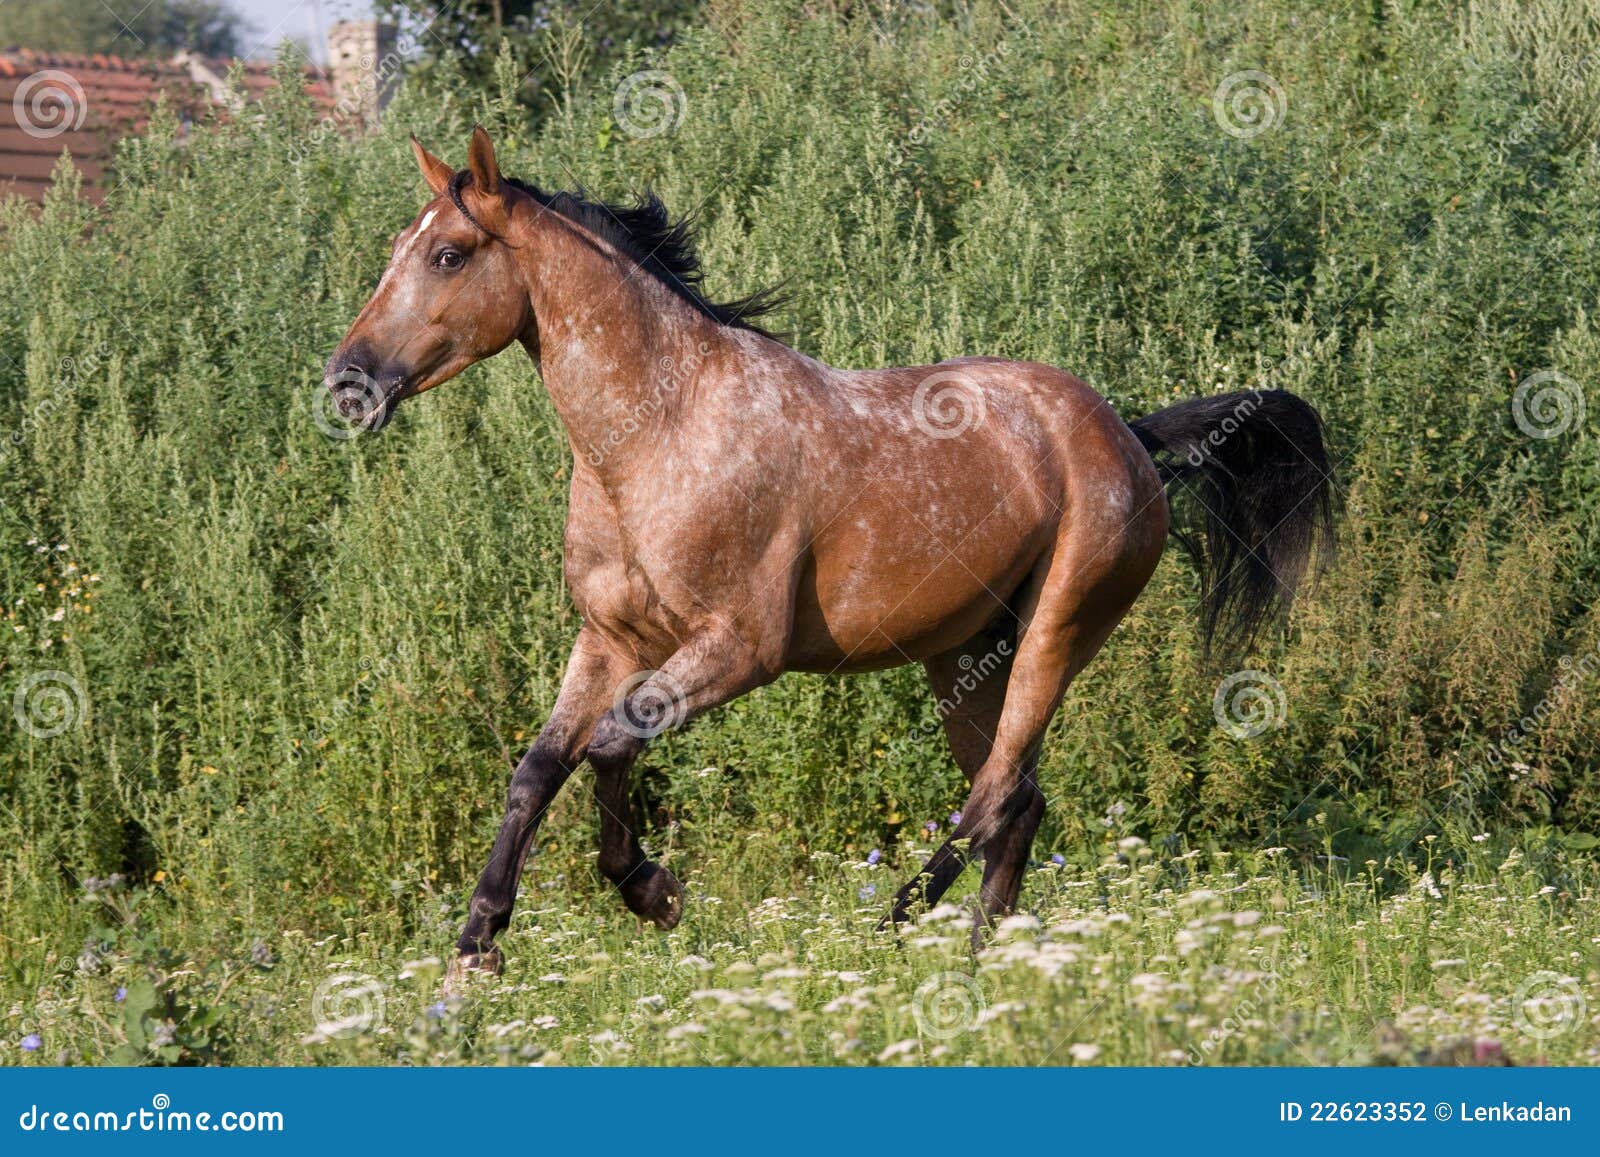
top-left (452, 630), bottom-right (623, 978)
top-left (583, 627), bottom-right (779, 929)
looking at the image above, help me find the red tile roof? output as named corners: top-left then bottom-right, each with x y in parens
top-left (0, 48), bottom-right (334, 203)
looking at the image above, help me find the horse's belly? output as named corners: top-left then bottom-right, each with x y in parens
top-left (785, 535), bottom-right (1043, 673)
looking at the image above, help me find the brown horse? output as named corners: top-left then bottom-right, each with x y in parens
top-left (325, 128), bottom-right (1333, 980)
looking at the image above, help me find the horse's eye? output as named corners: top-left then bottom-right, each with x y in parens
top-left (434, 248), bottom-right (464, 271)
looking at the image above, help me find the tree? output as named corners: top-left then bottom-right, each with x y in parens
top-left (377, 0), bottom-right (700, 91)
top-left (0, 0), bottom-right (242, 59)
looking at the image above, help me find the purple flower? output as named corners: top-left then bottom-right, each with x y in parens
top-left (114, 986), bottom-right (127, 1003)
top-left (866, 849), bottom-right (881, 865)
top-left (949, 811), bottom-right (963, 826)
top-left (20, 1034), bottom-right (41, 1052)
top-left (924, 821), bottom-right (938, 836)
top-left (858, 884), bottom-right (877, 901)
top-left (426, 1001), bottom-right (447, 1020)
top-left (1051, 854), bottom-right (1065, 867)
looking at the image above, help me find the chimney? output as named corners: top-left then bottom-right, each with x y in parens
top-left (326, 20), bottom-right (397, 123)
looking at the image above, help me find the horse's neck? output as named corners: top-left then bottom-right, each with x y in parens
top-left (519, 211), bottom-right (727, 471)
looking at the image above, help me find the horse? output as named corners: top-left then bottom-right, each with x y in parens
top-left (324, 127), bottom-right (1334, 981)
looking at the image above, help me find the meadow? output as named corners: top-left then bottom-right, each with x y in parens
top-left (2, 0), bottom-right (1598, 1065)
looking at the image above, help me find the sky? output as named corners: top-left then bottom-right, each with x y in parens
top-left (228, 0), bottom-right (375, 64)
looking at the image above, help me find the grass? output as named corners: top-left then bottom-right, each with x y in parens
top-left (9, 837), bottom-right (1597, 1066)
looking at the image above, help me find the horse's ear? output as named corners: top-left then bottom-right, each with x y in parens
top-left (467, 124), bottom-right (502, 197)
top-left (411, 135), bottom-right (452, 195)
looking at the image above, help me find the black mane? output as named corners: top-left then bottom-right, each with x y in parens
top-left (447, 170), bottom-right (784, 337)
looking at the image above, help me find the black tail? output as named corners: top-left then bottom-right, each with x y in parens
top-left (1130, 389), bottom-right (1334, 661)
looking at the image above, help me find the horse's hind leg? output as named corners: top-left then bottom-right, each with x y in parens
top-left (887, 619), bottom-right (1039, 921)
top-left (890, 519), bottom-right (1162, 932)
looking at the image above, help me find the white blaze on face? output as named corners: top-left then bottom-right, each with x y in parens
top-left (374, 207), bottom-right (440, 302)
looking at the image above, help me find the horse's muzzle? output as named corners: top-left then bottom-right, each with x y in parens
top-left (324, 364), bottom-right (402, 432)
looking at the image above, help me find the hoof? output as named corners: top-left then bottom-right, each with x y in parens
top-left (620, 862), bottom-right (684, 930)
top-left (443, 948), bottom-right (503, 993)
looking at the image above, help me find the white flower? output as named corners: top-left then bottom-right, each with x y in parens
top-left (878, 1039), bottom-right (918, 1061)
top-left (1068, 1042), bottom-right (1101, 1062)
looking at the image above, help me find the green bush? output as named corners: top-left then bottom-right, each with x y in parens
top-left (2, 0), bottom-right (1598, 1023)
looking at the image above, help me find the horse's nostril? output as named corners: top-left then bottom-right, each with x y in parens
top-left (336, 394), bottom-right (365, 418)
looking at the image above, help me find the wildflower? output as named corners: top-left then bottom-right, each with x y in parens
top-left (1068, 1042), bottom-right (1101, 1062)
top-left (924, 821), bottom-right (938, 836)
top-left (20, 1034), bottom-right (41, 1052)
top-left (251, 942), bottom-right (274, 966)
top-left (1472, 833), bottom-right (1490, 843)
top-left (150, 1022), bottom-right (176, 1048)
top-left (866, 849), bottom-right (881, 865)
top-left (949, 811), bottom-right (962, 826)
top-left (858, 883), bottom-right (877, 901)
top-left (1051, 854), bottom-right (1065, 866)
top-left (426, 1001), bottom-right (447, 1020)
top-left (114, 986), bottom-right (127, 1003)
